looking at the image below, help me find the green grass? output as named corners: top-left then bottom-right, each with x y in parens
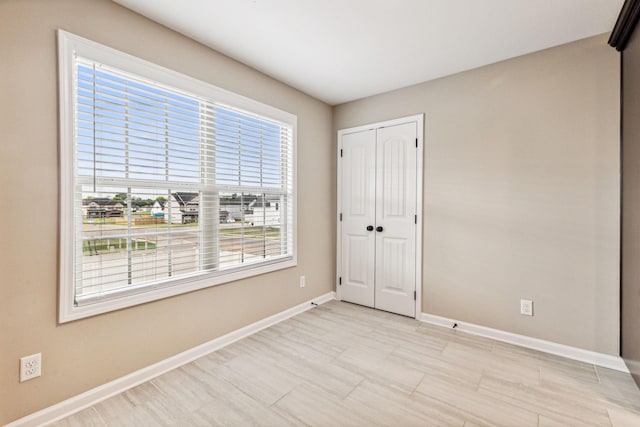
top-left (83, 238), bottom-right (156, 255)
top-left (219, 226), bottom-right (281, 239)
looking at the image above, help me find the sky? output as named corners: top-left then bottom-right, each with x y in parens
top-left (77, 62), bottom-right (286, 199)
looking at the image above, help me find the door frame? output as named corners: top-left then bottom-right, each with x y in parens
top-left (336, 114), bottom-right (424, 319)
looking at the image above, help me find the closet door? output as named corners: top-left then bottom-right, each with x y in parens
top-left (374, 123), bottom-right (417, 317)
top-left (340, 129), bottom-right (376, 307)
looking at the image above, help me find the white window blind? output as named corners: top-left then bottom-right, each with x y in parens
top-left (59, 31), bottom-right (296, 321)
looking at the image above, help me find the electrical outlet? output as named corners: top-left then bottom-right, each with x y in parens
top-left (520, 299), bottom-right (533, 316)
top-left (299, 275), bottom-right (306, 288)
top-left (20, 353), bottom-right (41, 382)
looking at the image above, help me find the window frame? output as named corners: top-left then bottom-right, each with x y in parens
top-left (58, 30), bottom-right (297, 323)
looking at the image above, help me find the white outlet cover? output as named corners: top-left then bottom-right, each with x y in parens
top-left (520, 299), bottom-right (533, 316)
top-left (20, 353), bottom-right (42, 382)
top-left (299, 275), bottom-right (306, 287)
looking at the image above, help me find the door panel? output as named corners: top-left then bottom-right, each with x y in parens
top-left (340, 129), bottom-right (376, 308)
top-left (380, 237), bottom-right (407, 292)
top-left (345, 235), bottom-right (370, 286)
top-left (374, 123), bottom-right (417, 317)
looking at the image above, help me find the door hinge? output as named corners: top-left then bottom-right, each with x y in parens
top-left (340, 149), bottom-right (343, 157)
top-left (415, 138), bottom-right (418, 148)
top-left (415, 214), bottom-right (417, 224)
top-left (339, 213), bottom-right (342, 221)
top-left (414, 291), bottom-right (416, 301)
top-left (339, 277), bottom-right (342, 285)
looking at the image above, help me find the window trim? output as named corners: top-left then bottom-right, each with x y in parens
top-left (58, 30), bottom-right (297, 323)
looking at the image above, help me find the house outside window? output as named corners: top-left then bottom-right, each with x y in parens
top-left (58, 31), bottom-right (296, 322)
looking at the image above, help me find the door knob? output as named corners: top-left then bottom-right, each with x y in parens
top-left (376, 226), bottom-right (383, 232)
top-left (366, 225), bottom-right (374, 231)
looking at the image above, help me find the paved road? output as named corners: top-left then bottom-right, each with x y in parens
top-left (83, 222), bottom-right (281, 256)
top-left (78, 222), bottom-right (282, 295)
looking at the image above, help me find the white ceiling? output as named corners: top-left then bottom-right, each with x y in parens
top-left (113, 0), bottom-right (623, 106)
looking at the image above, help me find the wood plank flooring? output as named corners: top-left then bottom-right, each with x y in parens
top-left (50, 300), bottom-right (640, 426)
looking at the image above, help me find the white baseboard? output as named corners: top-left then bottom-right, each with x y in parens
top-left (420, 312), bottom-right (628, 372)
top-left (6, 292), bottom-right (336, 427)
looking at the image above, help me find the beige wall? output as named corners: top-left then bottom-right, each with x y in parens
top-left (621, 14), bottom-right (640, 383)
top-left (334, 34), bottom-right (620, 355)
top-left (0, 0), bottom-right (333, 423)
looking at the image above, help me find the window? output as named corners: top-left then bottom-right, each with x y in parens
top-left (58, 31), bottom-right (296, 322)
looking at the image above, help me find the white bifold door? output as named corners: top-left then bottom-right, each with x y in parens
top-left (338, 118), bottom-right (421, 318)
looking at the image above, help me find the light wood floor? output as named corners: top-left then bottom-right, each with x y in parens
top-left (51, 300), bottom-right (640, 426)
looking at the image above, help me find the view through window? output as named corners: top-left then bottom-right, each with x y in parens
top-left (71, 58), bottom-right (294, 307)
